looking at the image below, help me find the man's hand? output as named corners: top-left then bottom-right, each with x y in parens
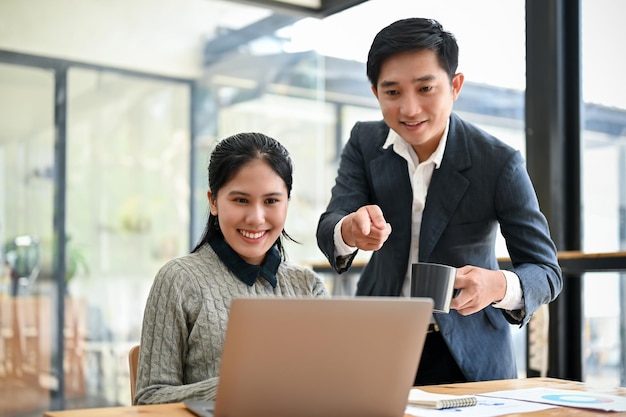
top-left (449, 266), bottom-right (507, 315)
top-left (341, 205), bottom-right (392, 251)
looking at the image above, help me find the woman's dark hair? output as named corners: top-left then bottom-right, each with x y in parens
top-left (191, 132), bottom-right (296, 260)
top-left (367, 17), bottom-right (459, 88)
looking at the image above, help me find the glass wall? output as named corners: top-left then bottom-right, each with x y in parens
top-left (65, 68), bottom-right (191, 407)
top-left (0, 62), bottom-right (56, 415)
top-left (0, 61), bottom-right (190, 415)
top-left (581, 0), bottom-right (626, 387)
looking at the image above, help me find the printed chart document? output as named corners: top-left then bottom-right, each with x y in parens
top-left (406, 396), bottom-right (555, 417)
top-left (407, 388), bottom-right (477, 409)
top-left (480, 387), bottom-right (626, 412)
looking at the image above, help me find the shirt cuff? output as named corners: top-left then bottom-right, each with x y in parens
top-left (333, 216), bottom-right (357, 256)
top-left (492, 270), bottom-right (524, 311)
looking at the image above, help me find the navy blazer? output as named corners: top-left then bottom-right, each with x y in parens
top-left (317, 114), bottom-right (562, 381)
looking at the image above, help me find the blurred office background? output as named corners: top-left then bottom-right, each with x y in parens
top-left (0, 0), bottom-right (625, 415)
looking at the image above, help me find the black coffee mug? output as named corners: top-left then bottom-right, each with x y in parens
top-left (410, 262), bottom-right (459, 313)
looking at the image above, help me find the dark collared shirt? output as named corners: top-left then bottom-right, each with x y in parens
top-left (209, 236), bottom-right (280, 288)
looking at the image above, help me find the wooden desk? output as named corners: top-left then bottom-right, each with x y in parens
top-left (43, 402), bottom-right (191, 417)
top-left (310, 260), bottom-right (367, 296)
top-left (311, 250), bottom-right (626, 295)
top-left (498, 250), bottom-right (626, 274)
top-left (43, 377), bottom-right (626, 416)
top-left (312, 251), bottom-right (626, 275)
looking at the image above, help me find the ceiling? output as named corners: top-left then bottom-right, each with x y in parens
top-left (233, 0), bottom-right (368, 17)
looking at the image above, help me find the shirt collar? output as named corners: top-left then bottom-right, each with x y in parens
top-left (209, 236), bottom-right (280, 288)
top-left (382, 119), bottom-right (450, 169)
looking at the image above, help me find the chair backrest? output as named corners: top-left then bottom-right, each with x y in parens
top-left (128, 344), bottom-right (140, 402)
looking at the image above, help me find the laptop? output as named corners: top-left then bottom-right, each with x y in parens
top-left (185, 296), bottom-right (433, 417)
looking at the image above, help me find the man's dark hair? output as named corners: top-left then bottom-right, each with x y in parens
top-left (366, 18), bottom-right (459, 88)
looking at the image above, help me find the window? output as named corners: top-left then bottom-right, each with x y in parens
top-left (581, 0), bottom-right (626, 387)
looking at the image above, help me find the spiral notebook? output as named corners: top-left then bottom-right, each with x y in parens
top-left (407, 388), bottom-right (478, 409)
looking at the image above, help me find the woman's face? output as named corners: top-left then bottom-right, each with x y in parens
top-left (209, 158), bottom-right (289, 265)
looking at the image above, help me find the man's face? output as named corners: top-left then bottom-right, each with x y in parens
top-left (372, 49), bottom-right (464, 161)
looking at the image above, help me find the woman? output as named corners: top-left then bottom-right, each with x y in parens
top-left (135, 132), bottom-right (329, 405)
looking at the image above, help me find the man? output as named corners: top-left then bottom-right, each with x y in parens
top-left (316, 17), bottom-right (562, 384)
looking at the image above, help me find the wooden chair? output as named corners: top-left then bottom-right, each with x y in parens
top-left (128, 344), bottom-right (140, 402)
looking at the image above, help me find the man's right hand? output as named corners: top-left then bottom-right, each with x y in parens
top-left (341, 205), bottom-right (392, 251)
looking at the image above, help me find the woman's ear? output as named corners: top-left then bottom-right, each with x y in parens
top-left (208, 190), bottom-right (218, 216)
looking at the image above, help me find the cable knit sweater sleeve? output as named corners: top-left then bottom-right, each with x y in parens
top-left (134, 244), bottom-right (329, 405)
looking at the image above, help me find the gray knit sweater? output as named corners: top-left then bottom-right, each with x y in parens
top-left (135, 243), bottom-right (329, 405)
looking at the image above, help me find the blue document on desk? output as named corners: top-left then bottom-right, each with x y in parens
top-left (480, 387), bottom-right (626, 412)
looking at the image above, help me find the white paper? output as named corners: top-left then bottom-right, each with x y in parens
top-left (480, 387), bottom-right (626, 412)
top-left (405, 396), bottom-right (555, 417)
